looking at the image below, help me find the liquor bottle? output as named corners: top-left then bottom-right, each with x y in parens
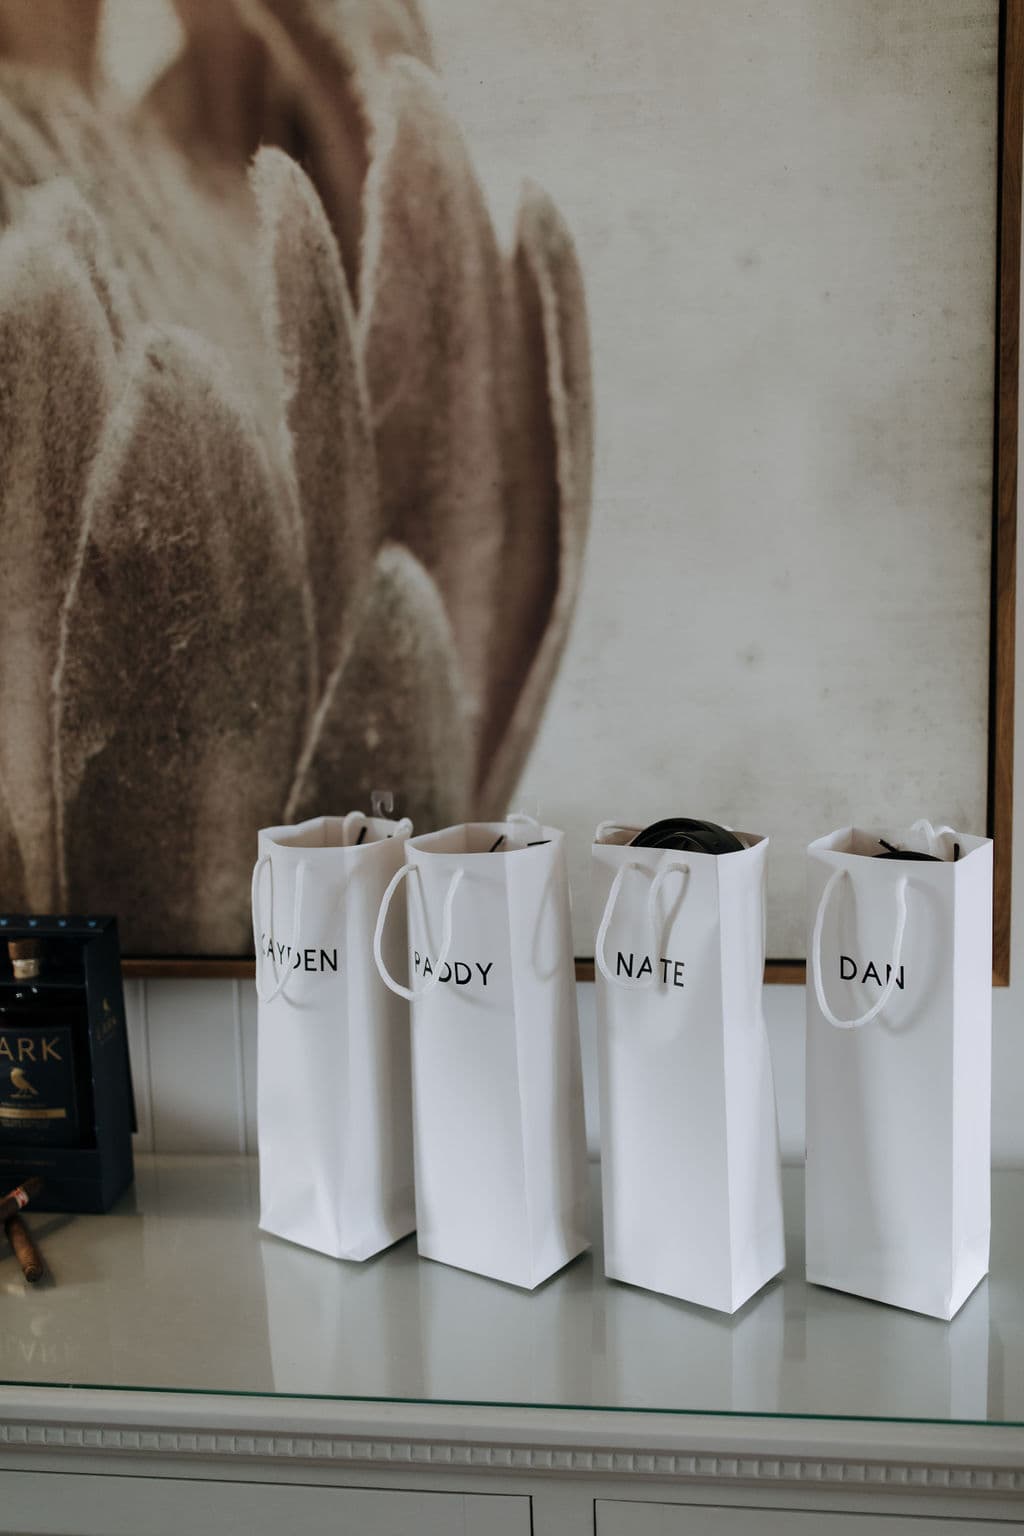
top-left (0, 939), bottom-right (95, 1148)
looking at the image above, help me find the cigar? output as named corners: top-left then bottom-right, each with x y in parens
top-left (4, 1214), bottom-right (44, 1283)
top-left (0, 1176), bottom-right (42, 1225)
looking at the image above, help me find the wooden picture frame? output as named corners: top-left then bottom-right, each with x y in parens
top-left (123, 0), bottom-right (1021, 986)
top-left (989, 0), bottom-right (1022, 987)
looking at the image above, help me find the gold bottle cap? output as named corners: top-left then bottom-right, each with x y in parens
top-left (8, 939), bottom-right (41, 980)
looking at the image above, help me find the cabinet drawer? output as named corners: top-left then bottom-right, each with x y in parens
top-left (0, 1473), bottom-right (529, 1536)
top-left (596, 1503), bottom-right (1024, 1536)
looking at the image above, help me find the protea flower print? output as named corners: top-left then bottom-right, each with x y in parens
top-left (0, 0), bottom-right (592, 953)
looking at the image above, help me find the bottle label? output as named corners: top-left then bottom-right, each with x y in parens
top-left (0, 1026), bottom-right (78, 1146)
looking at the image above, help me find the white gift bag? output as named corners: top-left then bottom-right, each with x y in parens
top-left (373, 818), bottom-right (589, 1289)
top-left (252, 812), bottom-right (415, 1260)
top-left (805, 821), bottom-right (993, 1319)
top-left (593, 823), bottom-right (785, 1313)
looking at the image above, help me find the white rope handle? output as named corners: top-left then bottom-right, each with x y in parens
top-left (506, 810), bottom-right (544, 843)
top-left (595, 820), bottom-right (636, 843)
top-left (251, 855), bottom-right (309, 1004)
top-left (343, 809), bottom-right (367, 844)
top-left (342, 811), bottom-right (413, 844)
top-left (908, 819), bottom-right (958, 857)
top-left (373, 863), bottom-right (464, 1002)
top-left (595, 859), bottom-right (689, 989)
top-left (811, 867), bottom-right (909, 1029)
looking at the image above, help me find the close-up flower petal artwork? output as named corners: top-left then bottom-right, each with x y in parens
top-left (0, 0), bottom-right (593, 954)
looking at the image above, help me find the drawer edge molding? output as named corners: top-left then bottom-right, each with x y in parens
top-left (0, 1392), bottom-right (1021, 1496)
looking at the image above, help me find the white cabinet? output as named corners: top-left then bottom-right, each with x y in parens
top-left (597, 1503), bottom-right (1024, 1536)
top-left (2, 1395), bottom-right (1024, 1536)
top-left (0, 1473), bottom-right (529, 1536)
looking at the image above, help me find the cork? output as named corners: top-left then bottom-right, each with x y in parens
top-left (7, 938), bottom-right (41, 980)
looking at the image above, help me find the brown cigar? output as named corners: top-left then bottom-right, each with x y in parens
top-left (5, 1213), bottom-right (44, 1282)
top-left (0, 1176), bottom-right (42, 1225)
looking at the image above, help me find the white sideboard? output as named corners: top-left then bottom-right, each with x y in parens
top-left (0, 1157), bottom-right (1022, 1534)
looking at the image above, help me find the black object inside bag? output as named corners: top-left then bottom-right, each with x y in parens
top-left (874, 836), bottom-right (955, 862)
top-left (630, 818), bottom-right (746, 855)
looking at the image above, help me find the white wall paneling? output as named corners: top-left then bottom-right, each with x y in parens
top-left (239, 979), bottom-right (258, 1155)
top-left (139, 980), bottom-right (246, 1154)
top-left (122, 978), bottom-right (153, 1154)
top-left (127, 974), bottom-right (1024, 1165)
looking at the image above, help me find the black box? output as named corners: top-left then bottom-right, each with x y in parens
top-left (0, 915), bottom-right (134, 1213)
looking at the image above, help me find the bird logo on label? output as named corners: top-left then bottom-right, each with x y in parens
top-left (10, 1068), bottom-right (38, 1096)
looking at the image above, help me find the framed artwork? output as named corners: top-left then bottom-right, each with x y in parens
top-left (0, 0), bottom-right (1017, 980)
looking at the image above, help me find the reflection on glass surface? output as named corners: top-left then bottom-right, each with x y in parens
top-left (0, 1159), bottom-right (274, 1392)
top-left (0, 1211), bottom-right (106, 1381)
top-left (416, 1243), bottom-right (596, 1404)
top-left (596, 1272), bottom-right (785, 1413)
top-left (979, 1177), bottom-right (1024, 1424)
top-left (800, 1276), bottom-right (990, 1420)
top-left (135, 1159), bottom-right (273, 1390)
top-left (261, 1231), bottom-right (424, 1397)
top-left (0, 1156), bottom-right (1021, 1425)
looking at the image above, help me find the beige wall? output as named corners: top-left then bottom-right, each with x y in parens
top-left (422, 0), bottom-right (997, 955)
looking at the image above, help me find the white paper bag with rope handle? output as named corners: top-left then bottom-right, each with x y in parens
top-left (592, 822), bottom-right (785, 1313)
top-left (252, 812), bottom-right (415, 1260)
top-left (373, 817), bottom-right (589, 1289)
top-left (805, 821), bottom-right (993, 1319)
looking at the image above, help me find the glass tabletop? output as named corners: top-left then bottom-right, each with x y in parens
top-left (0, 1156), bottom-right (1019, 1426)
